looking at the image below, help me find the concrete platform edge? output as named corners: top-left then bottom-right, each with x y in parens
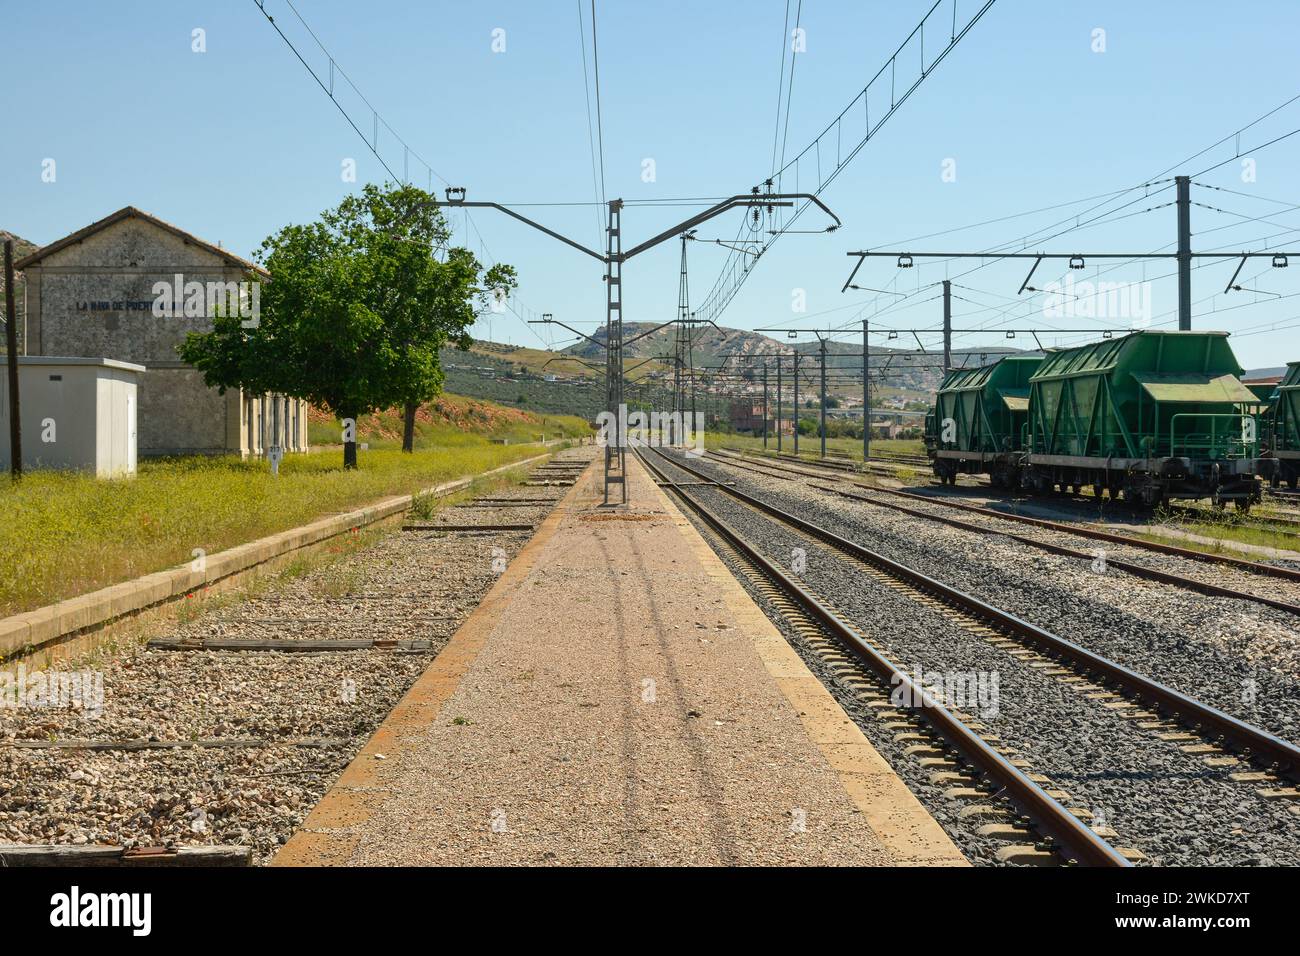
top-left (271, 458), bottom-right (591, 866)
top-left (0, 452), bottom-right (553, 664)
top-left (641, 453), bottom-right (968, 867)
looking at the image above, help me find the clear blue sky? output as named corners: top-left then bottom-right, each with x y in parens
top-left (7, 0), bottom-right (1300, 370)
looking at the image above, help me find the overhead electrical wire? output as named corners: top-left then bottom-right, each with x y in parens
top-left (777, 0), bottom-right (804, 179)
top-left (576, 0), bottom-right (606, 245)
top-left (590, 0), bottom-right (608, 208)
top-left (254, 0), bottom-right (559, 348)
top-left (840, 95), bottom-right (1300, 339)
top-left (266, 0), bottom-right (454, 190)
top-left (769, 0), bottom-right (793, 176)
top-left (694, 0), bottom-right (999, 325)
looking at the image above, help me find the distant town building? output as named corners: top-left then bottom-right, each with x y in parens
top-left (730, 400), bottom-right (792, 435)
top-left (1242, 374), bottom-right (1283, 404)
top-left (16, 207), bottom-right (308, 458)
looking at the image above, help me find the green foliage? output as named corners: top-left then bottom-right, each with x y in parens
top-left (179, 182), bottom-right (515, 467)
top-left (409, 490), bottom-right (440, 520)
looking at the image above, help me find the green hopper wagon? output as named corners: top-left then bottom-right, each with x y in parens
top-left (925, 355), bottom-right (1043, 487)
top-left (1025, 330), bottom-right (1274, 508)
top-left (1272, 361), bottom-right (1300, 488)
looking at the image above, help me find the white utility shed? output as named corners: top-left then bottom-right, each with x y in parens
top-left (0, 357), bottom-right (144, 477)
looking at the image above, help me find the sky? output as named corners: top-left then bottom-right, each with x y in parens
top-left (6, 0), bottom-right (1300, 371)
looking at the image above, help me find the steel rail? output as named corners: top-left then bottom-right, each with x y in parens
top-left (708, 451), bottom-right (1300, 615)
top-left (635, 446), bottom-right (1131, 867)
top-left (810, 482), bottom-right (1300, 619)
top-left (657, 447), bottom-right (1300, 778)
top-left (711, 448), bottom-right (1300, 584)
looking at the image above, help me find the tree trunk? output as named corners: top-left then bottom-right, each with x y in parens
top-left (341, 408), bottom-right (359, 470)
top-left (402, 401), bottom-right (418, 453)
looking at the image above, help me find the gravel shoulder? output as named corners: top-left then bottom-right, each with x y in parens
top-left (0, 456), bottom-right (590, 864)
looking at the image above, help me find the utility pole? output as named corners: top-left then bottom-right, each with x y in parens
top-left (689, 313), bottom-right (698, 434)
top-left (762, 362), bottom-right (769, 449)
top-left (603, 199), bottom-right (626, 503)
top-left (1176, 174), bottom-right (1192, 331)
top-left (674, 233), bottom-right (690, 445)
top-left (862, 318), bottom-right (870, 463)
top-left (4, 240), bottom-right (20, 478)
top-left (776, 356), bottom-right (783, 453)
top-left (444, 190), bottom-right (837, 504)
top-left (818, 337), bottom-right (827, 459)
top-left (785, 351), bottom-right (795, 455)
top-left (942, 279), bottom-right (952, 372)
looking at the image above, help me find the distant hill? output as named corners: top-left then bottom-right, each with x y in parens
top-left (562, 321), bottom-right (788, 370)
top-left (561, 322), bottom-right (1023, 396)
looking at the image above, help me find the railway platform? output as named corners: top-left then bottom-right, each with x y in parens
top-left (274, 450), bottom-right (964, 866)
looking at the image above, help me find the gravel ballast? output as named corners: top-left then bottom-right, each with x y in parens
top-left (653, 448), bottom-right (1300, 866)
top-left (0, 457), bottom-right (589, 864)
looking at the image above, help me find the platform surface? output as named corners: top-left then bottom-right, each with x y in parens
top-left (274, 450), bottom-right (964, 866)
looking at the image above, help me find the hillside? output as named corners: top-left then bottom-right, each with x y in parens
top-left (306, 392), bottom-right (590, 448)
top-left (562, 322), bottom-right (1022, 396)
top-left (562, 321), bottom-right (787, 370)
top-left (441, 340), bottom-right (733, 422)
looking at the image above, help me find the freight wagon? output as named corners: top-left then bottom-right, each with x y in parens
top-left (925, 355), bottom-right (1042, 488)
top-left (1271, 361), bottom-right (1300, 489)
top-left (926, 331), bottom-right (1276, 509)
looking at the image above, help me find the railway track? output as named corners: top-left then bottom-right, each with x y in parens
top-left (636, 446), bottom-right (1133, 867)
top-left (735, 448), bottom-right (1300, 533)
top-left (709, 447), bottom-right (1300, 589)
top-left (717, 445), bottom-right (914, 479)
top-left (644, 445), bottom-right (1300, 865)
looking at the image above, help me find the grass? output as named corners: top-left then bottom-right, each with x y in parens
top-left (0, 395), bottom-right (591, 618)
top-left (1140, 507), bottom-right (1300, 556)
top-left (706, 431), bottom-right (925, 461)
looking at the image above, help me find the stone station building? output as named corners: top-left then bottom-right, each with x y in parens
top-left (15, 206), bottom-right (308, 458)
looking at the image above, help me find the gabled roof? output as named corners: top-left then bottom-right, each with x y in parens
top-left (938, 354), bottom-right (1043, 394)
top-left (1030, 330), bottom-right (1238, 383)
top-left (14, 206), bottom-right (268, 276)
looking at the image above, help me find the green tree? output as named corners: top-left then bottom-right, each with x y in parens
top-left (395, 246), bottom-right (515, 452)
top-left (179, 182), bottom-right (514, 468)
